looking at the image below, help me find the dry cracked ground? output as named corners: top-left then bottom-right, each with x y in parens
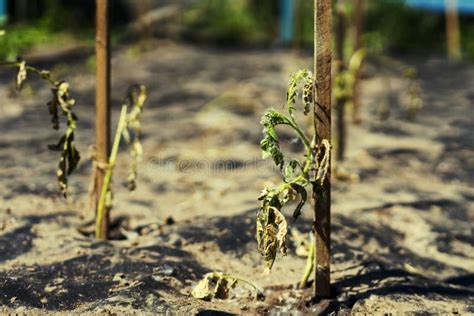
top-left (0, 41), bottom-right (473, 314)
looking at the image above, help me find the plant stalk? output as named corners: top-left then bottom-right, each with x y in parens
top-left (299, 235), bottom-right (315, 289)
top-left (95, 105), bottom-right (128, 239)
top-left (0, 61), bottom-right (58, 85)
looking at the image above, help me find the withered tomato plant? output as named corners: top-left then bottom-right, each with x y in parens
top-left (256, 70), bottom-right (330, 272)
top-left (95, 85), bottom-right (147, 239)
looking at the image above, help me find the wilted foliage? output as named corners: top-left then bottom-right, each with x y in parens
top-left (121, 84), bottom-right (147, 191)
top-left (256, 70), bottom-right (331, 271)
top-left (1, 59), bottom-right (80, 197)
top-left (46, 81), bottom-right (80, 196)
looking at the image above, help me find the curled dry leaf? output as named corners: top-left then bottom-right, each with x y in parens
top-left (191, 273), bottom-right (233, 300)
top-left (47, 81), bottom-right (76, 131)
top-left (274, 208), bottom-right (287, 256)
top-left (286, 69), bottom-right (313, 116)
top-left (192, 272), bottom-right (261, 301)
top-left (256, 192), bottom-right (289, 271)
top-left (291, 183), bottom-right (307, 220)
top-left (256, 216), bottom-right (278, 271)
top-left (302, 76), bottom-right (314, 115)
top-left (47, 81), bottom-right (80, 197)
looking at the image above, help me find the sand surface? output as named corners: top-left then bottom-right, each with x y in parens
top-left (0, 41), bottom-right (473, 314)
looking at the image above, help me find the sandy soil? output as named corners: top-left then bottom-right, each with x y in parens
top-left (0, 41), bottom-right (473, 314)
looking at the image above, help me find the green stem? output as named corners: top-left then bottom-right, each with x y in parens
top-left (95, 105), bottom-right (128, 239)
top-left (0, 61), bottom-right (56, 85)
top-left (299, 235), bottom-right (315, 289)
top-left (25, 65), bottom-right (56, 85)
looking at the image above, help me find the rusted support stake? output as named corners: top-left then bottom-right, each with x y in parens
top-left (95, 0), bottom-right (111, 240)
top-left (314, 0), bottom-right (332, 298)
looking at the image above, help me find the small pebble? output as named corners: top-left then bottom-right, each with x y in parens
top-left (167, 233), bottom-right (183, 247)
top-left (165, 216), bottom-right (175, 225)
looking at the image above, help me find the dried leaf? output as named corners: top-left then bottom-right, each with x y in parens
top-left (291, 183), bottom-right (308, 220)
top-left (256, 190), bottom-right (278, 270)
top-left (65, 133), bottom-right (80, 175)
top-left (192, 273), bottom-right (233, 300)
top-left (274, 208), bottom-right (288, 256)
top-left (256, 210), bottom-right (278, 270)
top-left (47, 81), bottom-right (74, 130)
top-left (46, 81), bottom-right (79, 196)
top-left (123, 84), bottom-right (147, 191)
top-left (302, 77), bottom-right (314, 115)
top-left (256, 189), bottom-right (288, 271)
top-left (57, 152), bottom-right (68, 196)
top-left (51, 131), bottom-right (80, 197)
top-left (46, 99), bottom-right (59, 130)
top-left (48, 135), bottom-right (66, 151)
top-left (16, 60), bottom-right (27, 92)
top-left (192, 275), bottom-right (214, 300)
top-left (286, 69), bottom-right (313, 116)
top-left (192, 272), bottom-right (261, 301)
top-left (214, 277), bottom-right (230, 299)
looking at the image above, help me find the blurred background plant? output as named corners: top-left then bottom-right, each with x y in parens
top-left (182, 0), bottom-right (271, 45)
top-left (1, 0), bottom-right (474, 58)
